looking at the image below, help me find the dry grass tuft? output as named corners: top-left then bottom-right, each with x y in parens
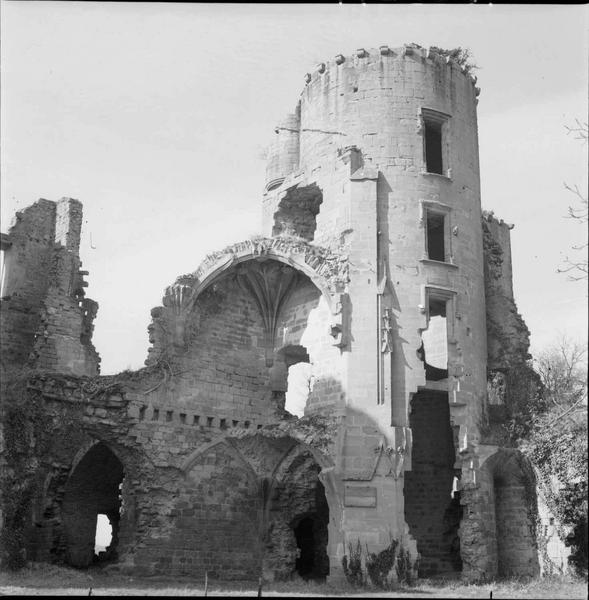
top-left (0, 564), bottom-right (587, 598)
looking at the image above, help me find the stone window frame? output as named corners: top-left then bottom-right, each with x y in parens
top-left (419, 284), bottom-right (458, 346)
top-left (419, 200), bottom-right (456, 266)
top-left (420, 107), bottom-right (452, 179)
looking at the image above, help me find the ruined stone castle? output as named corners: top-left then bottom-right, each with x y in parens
top-left (1, 45), bottom-right (546, 582)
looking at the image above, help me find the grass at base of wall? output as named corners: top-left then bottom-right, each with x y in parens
top-left (0, 564), bottom-right (587, 598)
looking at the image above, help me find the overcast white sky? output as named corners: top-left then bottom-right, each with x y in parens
top-left (1, 3), bottom-right (587, 374)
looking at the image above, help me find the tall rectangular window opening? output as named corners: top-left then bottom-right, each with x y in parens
top-left (422, 108), bottom-right (450, 176)
top-left (424, 120), bottom-right (443, 174)
top-left (426, 211), bottom-right (446, 261)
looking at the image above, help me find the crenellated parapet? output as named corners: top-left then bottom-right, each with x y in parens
top-left (301, 44), bottom-right (479, 91)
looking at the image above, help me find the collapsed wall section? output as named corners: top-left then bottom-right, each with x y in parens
top-left (482, 211), bottom-right (530, 371)
top-left (0, 198), bottom-right (100, 376)
top-left (404, 390), bottom-right (461, 577)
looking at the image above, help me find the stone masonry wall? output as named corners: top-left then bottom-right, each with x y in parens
top-left (5, 369), bottom-right (337, 579)
top-left (145, 275), bottom-right (274, 429)
top-left (1, 200), bottom-right (56, 368)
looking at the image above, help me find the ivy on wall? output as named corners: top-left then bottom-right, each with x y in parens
top-left (1, 371), bottom-right (48, 569)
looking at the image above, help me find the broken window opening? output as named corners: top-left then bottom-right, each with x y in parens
top-left (271, 345), bottom-right (311, 418)
top-left (285, 362), bottom-right (312, 418)
top-left (420, 297), bottom-right (448, 380)
top-left (272, 184), bottom-right (323, 241)
top-left (426, 211), bottom-right (446, 262)
top-left (94, 513), bottom-right (112, 556)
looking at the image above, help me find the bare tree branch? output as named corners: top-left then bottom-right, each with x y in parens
top-left (558, 121), bottom-right (588, 280)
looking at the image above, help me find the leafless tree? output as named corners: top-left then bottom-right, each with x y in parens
top-left (534, 335), bottom-right (587, 427)
top-left (557, 119), bottom-right (588, 281)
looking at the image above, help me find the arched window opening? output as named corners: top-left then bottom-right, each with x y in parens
top-left (62, 442), bottom-right (124, 568)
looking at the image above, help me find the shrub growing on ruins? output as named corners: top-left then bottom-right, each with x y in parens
top-left (429, 46), bottom-right (478, 75)
top-left (342, 537), bottom-right (415, 590)
top-left (342, 539), bottom-right (364, 586)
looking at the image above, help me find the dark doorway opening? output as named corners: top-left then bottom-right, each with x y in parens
top-left (294, 517), bottom-right (316, 577)
top-left (61, 442), bottom-right (124, 568)
top-left (404, 390), bottom-right (461, 577)
top-left (291, 480), bottom-right (329, 581)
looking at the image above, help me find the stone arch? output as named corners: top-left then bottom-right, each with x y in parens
top-left (481, 448), bottom-right (539, 578)
top-left (262, 441), bottom-right (333, 581)
top-left (180, 437), bottom-right (258, 482)
top-left (66, 439), bottom-right (125, 485)
top-left (157, 238), bottom-right (347, 335)
top-left (61, 441), bottom-right (125, 568)
top-left (148, 241), bottom-right (347, 375)
top-left (168, 436), bottom-right (263, 578)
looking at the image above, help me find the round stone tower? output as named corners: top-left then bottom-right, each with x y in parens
top-left (263, 44), bottom-right (489, 578)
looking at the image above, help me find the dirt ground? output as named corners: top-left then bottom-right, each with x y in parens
top-left (0, 564), bottom-right (587, 598)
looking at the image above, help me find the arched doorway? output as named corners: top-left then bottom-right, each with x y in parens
top-left (264, 446), bottom-right (330, 580)
top-left (61, 442), bottom-right (124, 567)
top-left (483, 450), bottom-right (539, 578)
top-left (291, 482), bottom-right (330, 580)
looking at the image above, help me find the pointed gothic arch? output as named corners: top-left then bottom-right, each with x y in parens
top-left (61, 441), bottom-right (125, 568)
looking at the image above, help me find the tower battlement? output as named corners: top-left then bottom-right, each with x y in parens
top-left (300, 44), bottom-right (480, 92)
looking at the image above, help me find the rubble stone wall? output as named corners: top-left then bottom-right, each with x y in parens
top-left (0, 198), bottom-right (99, 375)
top-left (483, 212), bottom-right (530, 371)
top-left (4, 369), bottom-right (336, 579)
